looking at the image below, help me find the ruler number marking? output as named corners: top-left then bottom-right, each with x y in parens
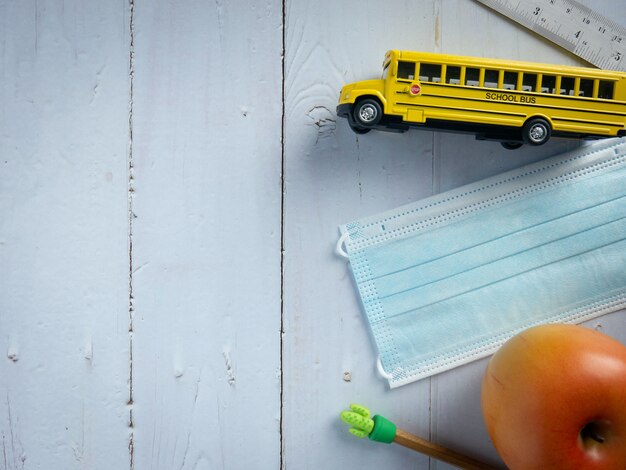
top-left (475, 0), bottom-right (626, 71)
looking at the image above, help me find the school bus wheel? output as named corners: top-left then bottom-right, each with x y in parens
top-left (353, 98), bottom-right (382, 127)
top-left (523, 118), bottom-right (551, 146)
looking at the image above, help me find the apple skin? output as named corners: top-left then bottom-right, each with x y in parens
top-left (481, 324), bottom-right (626, 470)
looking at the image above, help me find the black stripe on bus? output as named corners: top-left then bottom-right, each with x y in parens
top-left (395, 101), bottom-right (623, 129)
top-left (550, 116), bottom-right (624, 129)
top-left (395, 91), bottom-right (626, 118)
top-left (418, 81), bottom-right (625, 105)
top-left (396, 100), bottom-right (526, 118)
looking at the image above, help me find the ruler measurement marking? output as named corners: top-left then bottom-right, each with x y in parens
top-left (475, 0), bottom-right (626, 70)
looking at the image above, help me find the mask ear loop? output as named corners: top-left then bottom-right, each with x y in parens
top-left (336, 231), bottom-right (349, 259)
top-left (337, 233), bottom-right (391, 382)
top-left (376, 356), bottom-right (393, 381)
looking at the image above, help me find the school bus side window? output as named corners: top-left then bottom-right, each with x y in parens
top-left (598, 80), bottom-right (614, 99)
top-left (522, 73), bottom-right (538, 92)
top-left (541, 75), bottom-right (557, 93)
top-left (503, 71), bottom-right (518, 90)
top-left (560, 77), bottom-right (576, 95)
top-left (420, 63), bottom-right (442, 83)
top-left (446, 66), bottom-right (461, 84)
top-left (465, 67), bottom-right (480, 86)
top-left (579, 78), bottom-right (594, 97)
top-left (398, 61), bottom-right (415, 80)
top-left (484, 69), bottom-right (499, 88)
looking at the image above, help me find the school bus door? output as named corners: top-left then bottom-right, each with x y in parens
top-left (387, 60), bottom-right (425, 124)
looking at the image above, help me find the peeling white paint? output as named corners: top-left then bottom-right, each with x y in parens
top-left (0, 2), bottom-right (132, 469)
top-left (6, 347), bottom-right (18, 363)
top-left (222, 348), bottom-right (236, 387)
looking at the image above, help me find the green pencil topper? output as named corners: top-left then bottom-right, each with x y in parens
top-left (340, 404), bottom-right (396, 443)
top-left (339, 404), bottom-right (499, 470)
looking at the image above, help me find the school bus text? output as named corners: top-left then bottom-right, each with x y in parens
top-left (485, 92), bottom-right (536, 104)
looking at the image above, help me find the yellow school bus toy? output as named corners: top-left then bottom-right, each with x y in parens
top-left (337, 50), bottom-right (626, 149)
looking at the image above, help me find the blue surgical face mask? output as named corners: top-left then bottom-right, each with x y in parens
top-left (338, 138), bottom-right (626, 388)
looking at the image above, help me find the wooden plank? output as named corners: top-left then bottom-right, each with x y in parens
top-left (0, 2), bottom-right (131, 468)
top-left (282, 1), bottom-right (439, 468)
top-left (427, 3), bottom-right (625, 469)
top-left (129, 1), bottom-right (283, 468)
top-left (429, 3), bottom-right (622, 469)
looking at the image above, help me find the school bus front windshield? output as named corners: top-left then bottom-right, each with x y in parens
top-left (337, 50), bottom-right (626, 147)
top-left (382, 61), bottom-right (390, 80)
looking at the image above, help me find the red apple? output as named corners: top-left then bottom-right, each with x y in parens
top-left (481, 323), bottom-right (626, 470)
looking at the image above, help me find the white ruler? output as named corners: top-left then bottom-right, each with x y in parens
top-left (475, 0), bottom-right (626, 71)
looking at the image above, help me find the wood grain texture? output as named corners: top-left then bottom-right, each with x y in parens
top-left (282, 1), bottom-right (439, 468)
top-left (0, 0), bottom-right (624, 469)
top-left (130, 1), bottom-right (283, 469)
top-left (0, 1), bottom-right (131, 468)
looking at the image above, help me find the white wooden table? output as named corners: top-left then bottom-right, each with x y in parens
top-left (1, 1), bottom-right (624, 468)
